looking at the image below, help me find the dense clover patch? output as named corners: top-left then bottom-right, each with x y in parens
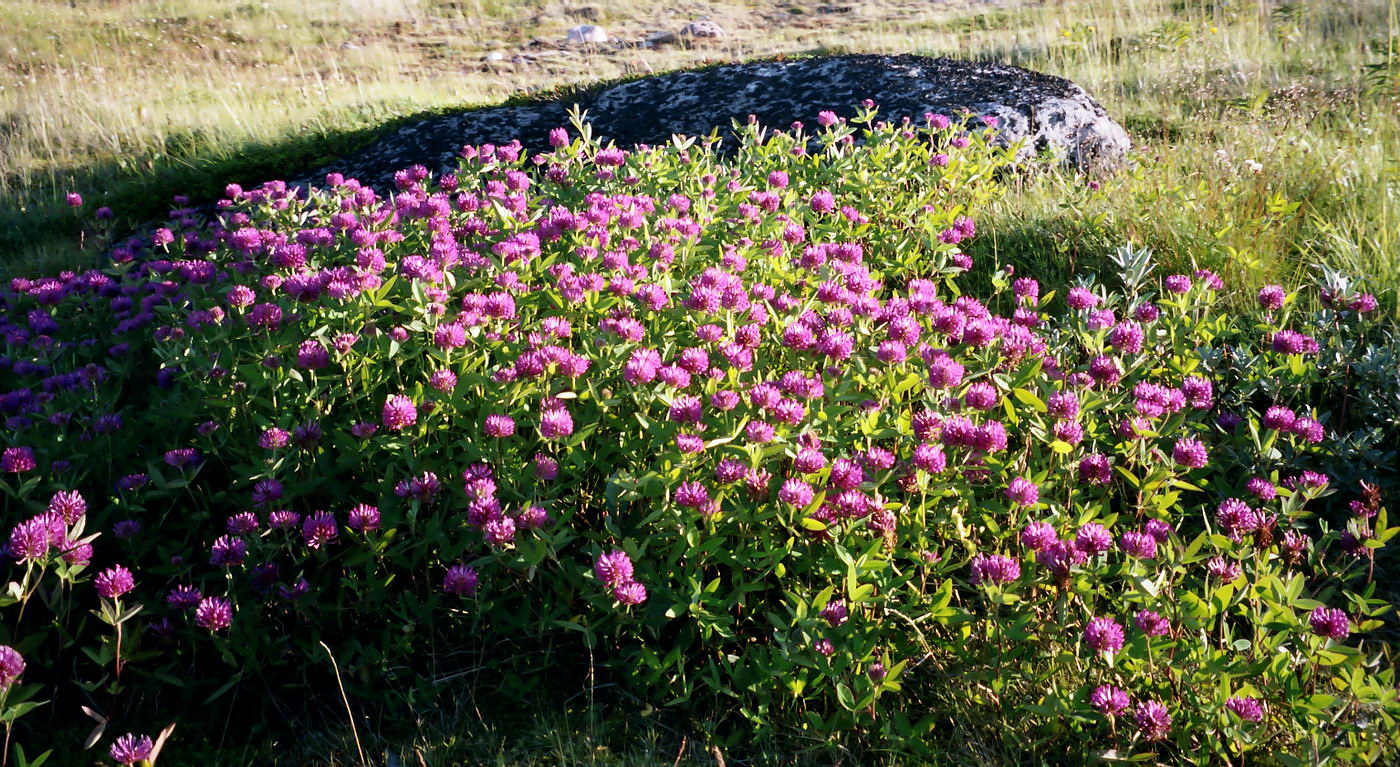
top-left (0, 106), bottom-right (1396, 763)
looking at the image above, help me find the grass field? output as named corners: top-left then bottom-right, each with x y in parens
top-left (1, 0), bottom-right (1396, 311)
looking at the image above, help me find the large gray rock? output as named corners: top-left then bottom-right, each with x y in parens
top-left (300, 54), bottom-right (1129, 189)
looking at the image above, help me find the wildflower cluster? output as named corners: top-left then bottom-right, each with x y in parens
top-left (0, 106), bottom-right (1395, 763)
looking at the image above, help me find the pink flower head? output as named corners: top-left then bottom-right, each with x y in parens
top-left (347, 504), bottom-right (380, 533)
top-left (1021, 522), bottom-right (1057, 552)
top-left (0, 447), bottom-right (36, 473)
top-left (302, 511), bottom-right (338, 549)
top-left (1090, 685), bottom-right (1129, 715)
top-left (819, 599), bottom-right (849, 627)
top-left (1066, 287), bottom-right (1100, 310)
top-left (779, 478), bottom-right (815, 507)
top-left (1258, 284), bottom-right (1285, 310)
top-left (1079, 454), bottom-right (1113, 485)
top-left (48, 490), bottom-right (87, 524)
top-left (1084, 617), bottom-right (1125, 655)
top-left (484, 414), bottom-right (515, 438)
top-left (483, 516), bottom-right (516, 546)
top-left (970, 554), bottom-right (1020, 586)
top-left (1134, 610), bottom-right (1171, 637)
top-left (612, 580), bottom-right (648, 606)
top-left (1172, 438), bottom-right (1209, 469)
top-left (539, 405), bottom-right (574, 440)
top-left (1075, 523), bottom-right (1112, 556)
top-left (1135, 701), bottom-right (1171, 740)
top-left (1164, 274), bottom-right (1191, 294)
top-left (1309, 607), bottom-right (1350, 640)
top-left (443, 565), bottom-right (479, 596)
top-left (195, 596), bottom-right (233, 631)
top-left (0, 646), bottom-right (24, 690)
top-left (674, 481), bottom-right (711, 510)
top-left (382, 394), bottom-right (417, 430)
top-left (594, 550), bottom-right (635, 588)
top-left (110, 734), bottom-right (154, 766)
top-left (1120, 531), bottom-right (1157, 559)
top-left (1216, 498), bottom-right (1260, 542)
top-left (95, 565), bottom-right (135, 599)
top-left (1005, 477), bottom-right (1039, 506)
top-left (1226, 696), bottom-right (1264, 723)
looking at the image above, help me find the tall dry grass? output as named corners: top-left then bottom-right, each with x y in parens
top-left (0, 0), bottom-right (1395, 307)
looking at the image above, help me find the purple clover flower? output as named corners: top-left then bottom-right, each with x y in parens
top-left (674, 481), bottom-right (711, 510)
top-left (483, 516), bottom-right (516, 547)
top-left (8, 518), bottom-right (51, 562)
top-left (1075, 523), bottom-right (1112, 556)
top-left (820, 599), bottom-right (849, 627)
top-left (612, 580), bottom-right (648, 606)
top-left (259, 427), bottom-right (291, 449)
top-left (483, 414), bottom-right (515, 438)
top-left (1309, 607), bottom-right (1350, 640)
top-left (1090, 685), bottom-right (1129, 716)
top-left (110, 734), bottom-right (154, 766)
top-left (95, 565), bottom-right (135, 599)
top-left (1207, 556), bottom-right (1242, 582)
top-left (1135, 701), bottom-right (1171, 740)
top-left (970, 554), bottom-right (1021, 586)
top-left (443, 565), bottom-right (479, 596)
top-left (195, 596), bottom-right (233, 631)
top-left (1246, 477), bottom-right (1277, 501)
top-left (302, 511), bottom-right (338, 549)
top-left (1226, 696), bottom-right (1265, 723)
top-left (1135, 610), bottom-right (1171, 637)
top-left (0, 646), bottom-right (24, 689)
top-left (1084, 617), bottom-right (1125, 655)
top-left (1215, 498), bottom-right (1261, 542)
top-left (1164, 274), bottom-right (1191, 294)
top-left (48, 490), bottom-right (86, 524)
top-left (210, 535), bottom-right (247, 567)
top-left (1271, 329), bottom-right (1319, 355)
top-left (342, 504), bottom-right (377, 533)
top-left (1172, 438), bottom-right (1209, 470)
top-left (382, 394), bottom-right (417, 431)
top-left (594, 550), bottom-right (635, 588)
top-left (1021, 522), bottom-right (1057, 552)
top-left (251, 478), bottom-right (283, 506)
top-left (779, 478), bottom-right (815, 507)
top-left (1066, 286), bottom-right (1100, 310)
top-left (539, 406), bottom-right (574, 440)
top-left (1120, 531), bottom-right (1157, 559)
top-left (1005, 477), bottom-right (1039, 506)
top-left (0, 447), bottom-right (36, 473)
top-left (1079, 454), bottom-right (1113, 485)
top-left (167, 585), bottom-right (202, 610)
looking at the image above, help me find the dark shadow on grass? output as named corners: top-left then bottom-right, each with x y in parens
top-left (960, 214), bottom-right (1129, 303)
top-left (0, 55), bottom-right (767, 276)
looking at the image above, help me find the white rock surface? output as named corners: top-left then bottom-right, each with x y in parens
top-left (565, 24), bottom-right (608, 44)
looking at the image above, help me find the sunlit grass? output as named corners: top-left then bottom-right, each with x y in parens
top-left (0, 0), bottom-right (1395, 311)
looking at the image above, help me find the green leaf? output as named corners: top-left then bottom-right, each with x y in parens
top-left (835, 682), bottom-right (856, 711)
top-left (1012, 388), bottom-right (1047, 412)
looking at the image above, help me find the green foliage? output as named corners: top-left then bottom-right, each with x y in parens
top-left (0, 109), bottom-right (1396, 764)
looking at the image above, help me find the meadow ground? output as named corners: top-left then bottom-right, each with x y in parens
top-left (1, 2), bottom-right (1398, 765)
top-left (0, 0), bottom-right (1396, 310)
